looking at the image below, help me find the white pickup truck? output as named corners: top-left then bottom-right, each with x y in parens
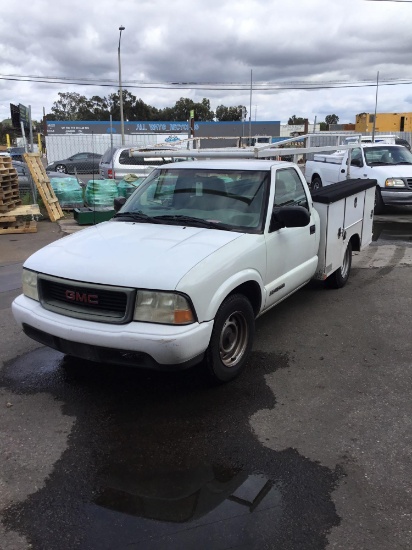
top-left (12, 160), bottom-right (376, 383)
top-left (304, 143), bottom-right (412, 213)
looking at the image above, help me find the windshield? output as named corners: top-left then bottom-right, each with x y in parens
top-left (363, 146), bottom-right (412, 166)
top-left (114, 168), bottom-right (270, 233)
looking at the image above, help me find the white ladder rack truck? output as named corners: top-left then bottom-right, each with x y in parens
top-left (13, 141), bottom-right (376, 382)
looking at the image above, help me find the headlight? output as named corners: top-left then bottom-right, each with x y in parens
top-left (133, 290), bottom-right (195, 324)
top-left (22, 269), bottom-right (39, 301)
top-left (385, 178), bottom-right (405, 188)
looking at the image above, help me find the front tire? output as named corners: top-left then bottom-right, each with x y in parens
top-left (55, 164), bottom-right (67, 174)
top-left (311, 176), bottom-right (322, 191)
top-left (205, 294), bottom-right (255, 383)
top-left (327, 241), bottom-right (352, 288)
top-left (374, 187), bottom-right (385, 214)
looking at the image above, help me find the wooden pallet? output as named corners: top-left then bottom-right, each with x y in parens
top-left (0, 220), bottom-right (37, 234)
top-left (23, 153), bottom-right (64, 222)
top-left (0, 162), bottom-right (20, 212)
top-left (0, 199), bottom-right (22, 213)
top-left (0, 204), bottom-right (41, 219)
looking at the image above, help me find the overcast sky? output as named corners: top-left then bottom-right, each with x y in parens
top-left (1, 0), bottom-right (412, 126)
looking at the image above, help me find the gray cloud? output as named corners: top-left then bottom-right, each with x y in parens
top-left (1, 0), bottom-right (412, 124)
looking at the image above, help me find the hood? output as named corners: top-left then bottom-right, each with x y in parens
top-left (24, 221), bottom-right (243, 289)
top-left (367, 165), bottom-right (412, 178)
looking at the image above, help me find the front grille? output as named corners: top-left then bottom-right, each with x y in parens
top-left (38, 275), bottom-right (136, 324)
top-left (405, 178), bottom-right (412, 189)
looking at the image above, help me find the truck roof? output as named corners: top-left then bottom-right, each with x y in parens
top-left (353, 143), bottom-right (404, 149)
top-left (160, 159), bottom-right (295, 171)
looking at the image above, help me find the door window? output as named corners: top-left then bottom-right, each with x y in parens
top-left (350, 147), bottom-right (363, 166)
top-left (274, 169), bottom-right (309, 210)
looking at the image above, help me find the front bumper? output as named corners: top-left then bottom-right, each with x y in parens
top-left (12, 294), bottom-right (214, 369)
top-left (381, 189), bottom-right (412, 206)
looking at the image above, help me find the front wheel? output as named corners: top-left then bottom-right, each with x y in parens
top-left (205, 294), bottom-right (255, 383)
top-left (311, 176), bottom-right (322, 191)
top-left (326, 241), bottom-right (352, 288)
top-left (55, 164), bottom-right (67, 174)
top-left (374, 187), bottom-right (386, 214)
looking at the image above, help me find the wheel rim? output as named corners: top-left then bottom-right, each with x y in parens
top-left (56, 165), bottom-right (66, 173)
top-left (219, 310), bottom-right (249, 367)
top-left (341, 245), bottom-right (351, 280)
top-left (312, 179), bottom-right (321, 190)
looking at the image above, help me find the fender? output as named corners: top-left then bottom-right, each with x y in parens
top-left (175, 234), bottom-right (267, 322)
top-left (202, 268), bottom-right (264, 322)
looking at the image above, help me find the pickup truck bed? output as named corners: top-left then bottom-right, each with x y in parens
top-left (311, 178), bottom-right (376, 282)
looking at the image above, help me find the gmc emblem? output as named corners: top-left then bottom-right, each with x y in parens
top-left (65, 290), bottom-right (99, 305)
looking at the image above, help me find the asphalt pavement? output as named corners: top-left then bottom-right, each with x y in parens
top-left (0, 211), bottom-right (411, 550)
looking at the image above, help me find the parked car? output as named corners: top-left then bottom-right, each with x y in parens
top-left (46, 152), bottom-right (102, 174)
top-left (12, 160), bottom-right (32, 192)
top-left (8, 146), bottom-right (26, 161)
top-left (99, 146), bottom-right (176, 181)
top-left (12, 161), bottom-right (84, 195)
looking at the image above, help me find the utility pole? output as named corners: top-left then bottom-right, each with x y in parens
top-left (118, 25), bottom-right (125, 146)
top-left (372, 71), bottom-right (379, 143)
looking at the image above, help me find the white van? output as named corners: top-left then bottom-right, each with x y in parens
top-left (99, 147), bottom-right (176, 180)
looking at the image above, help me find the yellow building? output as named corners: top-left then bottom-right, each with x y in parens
top-left (355, 112), bottom-right (412, 133)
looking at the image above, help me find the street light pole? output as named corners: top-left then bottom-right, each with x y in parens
top-left (118, 25), bottom-right (125, 146)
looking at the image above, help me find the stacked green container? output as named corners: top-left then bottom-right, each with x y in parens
top-left (118, 173), bottom-right (144, 199)
top-left (49, 177), bottom-right (84, 209)
top-left (85, 179), bottom-right (119, 208)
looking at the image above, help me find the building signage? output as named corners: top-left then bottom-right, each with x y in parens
top-left (46, 121), bottom-right (200, 135)
top-left (46, 120), bottom-right (281, 139)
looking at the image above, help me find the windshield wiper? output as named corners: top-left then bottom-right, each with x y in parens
top-left (393, 161), bottom-right (412, 165)
top-left (153, 214), bottom-right (229, 230)
top-left (113, 211), bottom-right (161, 223)
top-left (367, 162), bottom-right (389, 166)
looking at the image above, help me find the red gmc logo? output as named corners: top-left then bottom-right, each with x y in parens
top-left (65, 290), bottom-right (99, 305)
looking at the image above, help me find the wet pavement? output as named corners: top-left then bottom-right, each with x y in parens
top-left (372, 220), bottom-right (412, 243)
top-left (1, 211), bottom-right (412, 549)
top-left (1, 349), bottom-right (340, 550)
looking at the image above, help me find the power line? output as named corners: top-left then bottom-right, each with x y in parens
top-left (2, 74), bottom-right (412, 91)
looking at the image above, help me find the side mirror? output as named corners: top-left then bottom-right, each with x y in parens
top-left (351, 158), bottom-right (363, 167)
top-left (114, 196), bottom-right (127, 212)
top-left (270, 206), bottom-right (310, 232)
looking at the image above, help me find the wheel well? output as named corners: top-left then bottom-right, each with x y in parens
top-left (228, 281), bottom-right (262, 317)
top-left (349, 233), bottom-right (360, 252)
top-left (312, 173), bottom-right (321, 182)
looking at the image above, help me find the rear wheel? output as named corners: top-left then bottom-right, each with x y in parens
top-left (205, 294), bottom-right (255, 383)
top-left (326, 241), bottom-right (352, 288)
top-left (311, 176), bottom-right (322, 191)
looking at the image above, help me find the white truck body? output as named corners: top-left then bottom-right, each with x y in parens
top-left (304, 143), bottom-right (412, 212)
top-left (12, 159), bottom-right (376, 382)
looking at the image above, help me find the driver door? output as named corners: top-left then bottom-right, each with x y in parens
top-left (264, 167), bottom-right (319, 310)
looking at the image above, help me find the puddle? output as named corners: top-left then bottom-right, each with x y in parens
top-left (372, 221), bottom-right (412, 242)
top-left (1, 348), bottom-right (341, 549)
top-left (88, 467), bottom-right (282, 549)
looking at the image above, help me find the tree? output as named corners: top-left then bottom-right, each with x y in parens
top-left (49, 92), bottom-right (90, 120)
top-left (325, 114), bottom-right (339, 126)
top-left (159, 97), bottom-right (215, 121)
top-left (288, 115), bottom-right (306, 125)
top-left (215, 105), bottom-right (245, 121)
